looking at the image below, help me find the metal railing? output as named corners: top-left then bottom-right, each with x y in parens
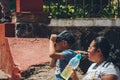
top-left (43, 0), bottom-right (120, 18)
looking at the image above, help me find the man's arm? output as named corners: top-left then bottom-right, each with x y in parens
top-left (49, 34), bottom-right (56, 56)
top-left (49, 34), bottom-right (57, 67)
top-left (49, 34), bottom-right (64, 67)
top-left (49, 58), bottom-right (57, 68)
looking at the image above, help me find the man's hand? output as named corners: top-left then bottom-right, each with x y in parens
top-left (50, 34), bottom-right (57, 42)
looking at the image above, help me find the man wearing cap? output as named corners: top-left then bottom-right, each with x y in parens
top-left (49, 30), bottom-right (76, 80)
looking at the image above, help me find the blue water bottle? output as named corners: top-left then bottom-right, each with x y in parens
top-left (61, 54), bottom-right (82, 80)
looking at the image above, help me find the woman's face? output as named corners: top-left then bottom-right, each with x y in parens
top-left (87, 40), bottom-right (99, 62)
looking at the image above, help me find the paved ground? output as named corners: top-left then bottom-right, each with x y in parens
top-left (23, 62), bottom-right (83, 80)
top-left (23, 63), bottom-right (55, 80)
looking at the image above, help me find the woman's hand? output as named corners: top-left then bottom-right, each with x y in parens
top-left (71, 70), bottom-right (79, 80)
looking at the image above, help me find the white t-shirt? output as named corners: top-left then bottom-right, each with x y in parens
top-left (83, 61), bottom-right (120, 80)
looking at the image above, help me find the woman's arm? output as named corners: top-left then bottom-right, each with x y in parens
top-left (101, 74), bottom-right (118, 80)
top-left (71, 70), bottom-right (79, 80)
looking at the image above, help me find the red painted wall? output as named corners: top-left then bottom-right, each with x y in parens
top-left (16, 0), bottom-right (43, 12)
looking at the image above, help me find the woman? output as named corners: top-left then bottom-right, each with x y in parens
top-left (73, 36), bottom-right (120, 80)
top-left (82, 36), bottom-right (120, 80)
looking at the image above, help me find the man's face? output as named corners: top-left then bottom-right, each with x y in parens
top-left (55, 41), bottom-right (64, 52)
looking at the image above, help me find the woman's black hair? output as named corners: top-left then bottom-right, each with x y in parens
top-left (93, 36), bottom-right (120, 67)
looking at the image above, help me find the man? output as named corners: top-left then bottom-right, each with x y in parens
top-left (49, 30), bottom-right (76, 80)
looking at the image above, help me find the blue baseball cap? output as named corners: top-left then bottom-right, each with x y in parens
top-left (56, 30), bottom-right (75, 46)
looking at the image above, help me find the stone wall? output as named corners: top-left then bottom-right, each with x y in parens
top-left (49, 27), bottom-right (120, 50)
top-left (48, 19), bottom-right (120, 50)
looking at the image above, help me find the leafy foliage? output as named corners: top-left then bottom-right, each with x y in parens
top-left (43, 0), bottom-right (120, 18)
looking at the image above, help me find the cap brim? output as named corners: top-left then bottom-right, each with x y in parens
top-left (56, 36), bottom-right (64, 43)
